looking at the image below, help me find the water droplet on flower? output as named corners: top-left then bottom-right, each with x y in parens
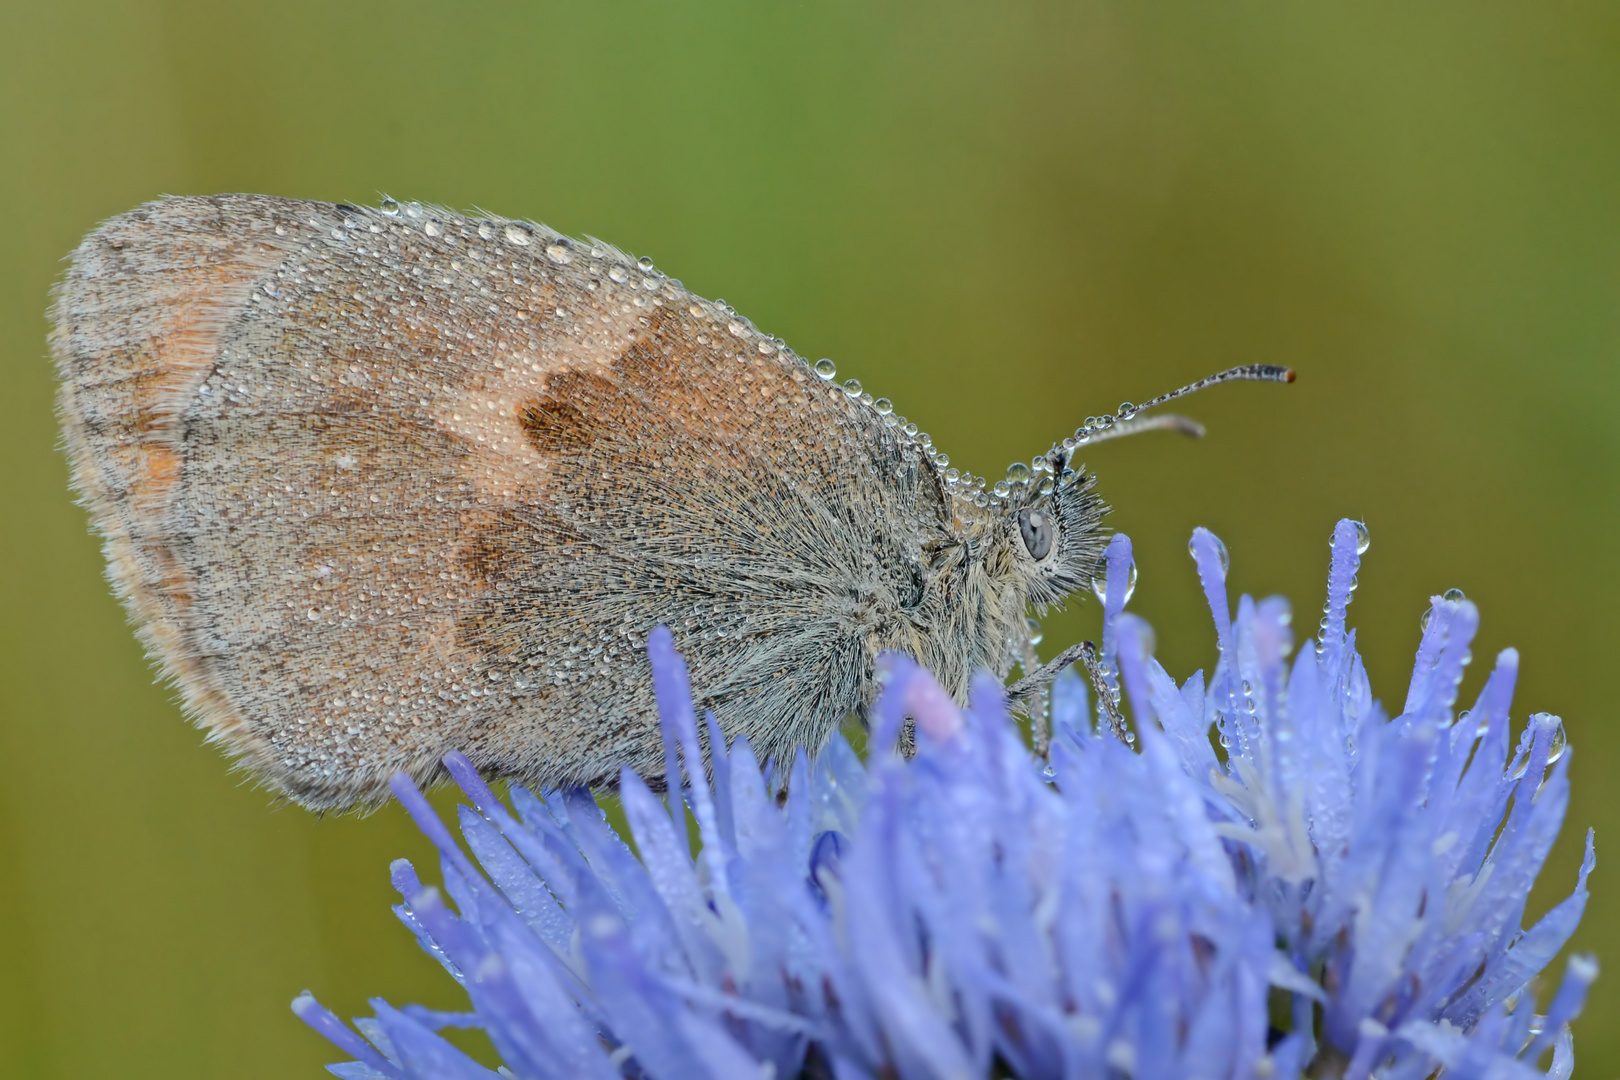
top-left (478, 223), bottom-right (494, 240)
top-left (814, 358), bottom-right (836, 379)
top-left (504, 224), bottom-right (532, 246)
top-left (874, 397), bottom-right (893, 415)
top-left (1547, 718), bottom-right (1567, 764)
top-left (545, 241), bottom-right (572, 264)
top-left (1352, 520), bottom-right (1370, 555)
top-left (1006, 462), bottom-right (1031, 483)
top-left (1443, 587), bottom-right (1466, 603)
top-left (1090, 563), bottom-right (1138, 605)
top-left (637, 256), bottom-right (655, 271)
top-left (1117, 401), bottom-right (1137, 419)
top-left (843, 379), bottom-right (862, 398)
top-left (608, 265), bottom-right (629, 283)
top-left (379, 198), bottom-right (399, 216)
top-left (993, 481), bottom-right (1011, 497)
top-left (1025, 617), bottom-right (1043, 646)
top-left (1039, 477), bottom-right (1055, 494)
top-left (1420, 607), bottom-right (1434, 633)
top-left (423, 220), bottom-right (442, 237)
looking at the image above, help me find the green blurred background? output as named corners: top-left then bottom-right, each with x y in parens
top-left (3, 1), bottom-right (1617, 1075)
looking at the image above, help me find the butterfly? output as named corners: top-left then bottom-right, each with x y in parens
top-left (52, 194), bottom-right (1289, 808)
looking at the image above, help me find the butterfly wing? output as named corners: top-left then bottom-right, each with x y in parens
top-left (53, 194), bottom-right (952, 808)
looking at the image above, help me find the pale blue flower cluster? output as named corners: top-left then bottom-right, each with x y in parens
top-left (294, 519), bottom-right (1596, 1079)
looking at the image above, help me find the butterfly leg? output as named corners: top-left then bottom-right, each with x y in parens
top-left (1005, 641), bottom-right (1129, 749)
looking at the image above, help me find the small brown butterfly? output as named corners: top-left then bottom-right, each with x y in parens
top-left (51, 194), bottom-right (1289, 809)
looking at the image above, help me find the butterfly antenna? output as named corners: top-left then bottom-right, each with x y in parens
top-left (1047, 363), bottom-right (1294, 461)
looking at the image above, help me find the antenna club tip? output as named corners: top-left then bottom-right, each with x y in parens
top-left (1283, 368), bottom-right (1296, 383)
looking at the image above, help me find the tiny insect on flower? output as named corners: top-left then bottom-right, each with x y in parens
top-left (295, 519), bottom-right (1596, 1080)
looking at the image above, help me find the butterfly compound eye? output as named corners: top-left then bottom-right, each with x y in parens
top-left (1018, 507), bottom-right (1054, 561)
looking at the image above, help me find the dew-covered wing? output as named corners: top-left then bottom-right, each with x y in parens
top-left (53, 194), bottom-right (952, 808)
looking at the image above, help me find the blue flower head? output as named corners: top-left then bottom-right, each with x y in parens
top-left (294, 520), bottom-right (1596, 1079)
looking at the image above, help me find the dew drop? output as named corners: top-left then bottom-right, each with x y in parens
top-left (904, 422), bottom-right (919, 436)
top-left (380, 198), bottom-right (400, 216)
top-left (874, 397), bottom-right (894, 416)
top-left (859, 392), bottom-right (874, 406)
top-left (504, 224), bottom-right (532, 246)
top-left (637, 256), bottom-right (655, 271)
top-left (1090, 563), bottom-right (1138, 605)
top-left (1420, 607), bottom-right (1434, 633)
top-left (478, 223), bottom-right (494, 240)
top-left (1039, 477), bottom-right (1055, 494)
top-left (974, 492), bottom-right (989, 508)
top-left (405, 202), bottom-right (423, 218)
top-left (994, 481), bottom-right (1011, 497)
top-left (274, 224), bottom-right (286, 235)
top-left (944, 466), bottom-right (960, 481)
top-left (814, 358), bottom-right (836, 380)
top-left (1025, 616), bottom-right (1043, 646)
top-left (423, 220), bottom-right (442, 237)
top-left (1006, 462), bottom-right (1031, 483)
top-left (545, 242), bottom-right (573, 264)
top-left (608, 265), bottom-right (629, 283)
top-left (1443, 587), bottom-right (1466, 603)
top-left (1547, 719), bottom-right (1568, 764)
top-left (1352, 520), bottom-right (1370, 555)
top-left (843, 379), bottom-right (862, 398)
top-left (1117, 401), bottom-right (1137, 419)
